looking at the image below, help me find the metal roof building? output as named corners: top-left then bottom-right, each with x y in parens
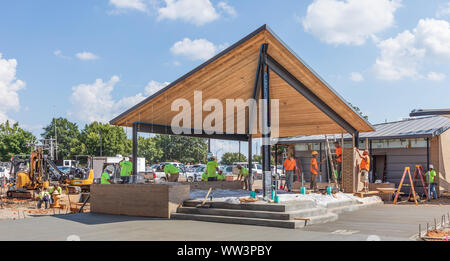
top-left (276, 116), bottom-right (450, 144)
top-left (276, 116), bottom-right (450, 196)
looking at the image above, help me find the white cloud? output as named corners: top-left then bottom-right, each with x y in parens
top-left (217, 1), bottom-right (237, 18)
top-left (302, 0), bottom-right (401, 45)
top-left (427, 72), bottom-right (446, 81)
top-left (349, 72), bottom-right (364, 82)
top-left (109, 0), bottom-right (147, 12)
top-left (374, 18), bottom-right (450, 81)
top-left (170, 38), bottom-right (227, 61)
top-left (145, 80), bottom-right (170, 96)
top-left (53, 49), bottom-right (72, 60)
top-left (158, 0), bottom-right (220, 26)
top-left (69, 77), bottom-right (171, 123)
top-left (0, 53), bottom-right (25, 123)
top-left (436, 2), bottom-right (450, 18)
top-left (76, 51), bottom-right (99, 61)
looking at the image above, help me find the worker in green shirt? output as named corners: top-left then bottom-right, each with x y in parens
top-left (163, 164), bottom-right (180, 182)
top-left (201, 172), bottom-right (208, 182)
top-left (101, 169), bottom-right (115, 185)
top-left (217, 170), bottom-right (226, 181)
top-left (120, 157), bottom-right (133, 184)
top-left (206, 155), bottom-right (219, 181)
top-left (237, 165), bottom-right (250, 190)
top-left (426, 164), bottom-right (438, 199)
top-left (48, 184), bottom-right (62, 204)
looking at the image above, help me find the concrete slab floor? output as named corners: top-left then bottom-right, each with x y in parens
top-left (0, 204), bottom-right (448, 241)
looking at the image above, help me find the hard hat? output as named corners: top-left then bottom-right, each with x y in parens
top-left (429, 164), bottom-right (434, 169)
top-left (312, 151), bottom-right (319, 155)
top-left (207, 153), bottom-right (214, 158)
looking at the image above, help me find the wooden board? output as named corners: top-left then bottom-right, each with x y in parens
top-left (110, 26), bottom-right (374, 137)
top-left (354, 191), bottom-right (380, 198)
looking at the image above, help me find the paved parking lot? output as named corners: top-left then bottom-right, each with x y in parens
top-left (0, 203), bottom-right (448, 241)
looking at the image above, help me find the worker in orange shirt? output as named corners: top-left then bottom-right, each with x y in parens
top-left (310, 151), bottom-right (319, 191)
top-left (283, 154), bottom-right (297, 192)
top-left (334, 142), bottom-right (343, 183)
top-left (357, 149), bottom-right (370, 192)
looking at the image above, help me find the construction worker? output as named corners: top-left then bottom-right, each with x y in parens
top-left (334, 142), bottom-right (343, 183)
top-left (163, 163), bottom-right (180, 182)
top-left (37, 188), bottom-right (50, 209)
top-left (357, 149), bottom-right (370, 192)
top-left (237, 165), bottom-right (249, 190)
top-left (283, 154), bottom-right (297, 192)
top-left (101, 169), bottom-right (115, 184)
top-left (426, 165), bottom-right (438, 199)
top-left (310, 151), bottom-right (319, 191)
top-left (48, 184), bottom-right (62, 204)
top-left (206, 154), bottom-right (219, 181)
top-left (119, 157), bottom-right (133, 184)
top-left (201, 172), bottom-right (208, 182)
top-left (217, 170), bottom-right (226, 181)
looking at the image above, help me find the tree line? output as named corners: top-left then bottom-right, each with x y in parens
top-left (0, 118), bottom-right (208, 164)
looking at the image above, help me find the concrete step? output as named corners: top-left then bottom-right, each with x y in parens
top-left (172, 212), bottom-right (338, 229)
top-left (171, 213), bottom-right (301, 229)
top-left (183, 200), bottom-right (316, 212)
top-left (177, 206), bottom-right (327, 221)
top-left (329, 201), bottom-right (383, 215)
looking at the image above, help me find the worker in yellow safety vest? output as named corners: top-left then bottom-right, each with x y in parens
top-left (206, 155), bottom-right (219, 181)
top-left (48, 184), bottom-right (62, 204)
top-left (37, 188), bottom-right (50, 209)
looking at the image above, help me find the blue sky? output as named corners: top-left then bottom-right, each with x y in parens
top-left (1, 0), bottom-right (450, 159)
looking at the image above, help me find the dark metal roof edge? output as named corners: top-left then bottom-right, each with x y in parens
top-left (276, 134), bottom-right (435, 144)
top-left (264, 26), bottom-right (374, 131)
top-left (410, 109), bottom-right (450, 117)
top-left (110, 24), bottom-right (268, 125)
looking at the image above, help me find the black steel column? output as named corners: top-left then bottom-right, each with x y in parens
top-left (239, 141), bottom-right (241, 162)
top-left (248, 135), bottom-right (253, 191)
top-left (355, 132), bottom-right (360, 148)
top-left (132, 122), bottom-right (138, 182)
top-left (208, 139), bottom-right (211, 153)
top-left (426, 138), bottom-right (430, 171)
top-left (261, 43), bottom-right (272, 199)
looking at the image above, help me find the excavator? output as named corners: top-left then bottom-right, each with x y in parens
top-left (7, 148), bottom-right (52, 199)
top-left (61, 155), bottom-right (94, 193)
top-left (7, 149), bottom-right (94, 198)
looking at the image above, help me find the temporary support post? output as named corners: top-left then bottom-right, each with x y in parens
top-left (261, 43), bottom-right (272, 199)
top-left (248, 135), bottom-right (253, 191)
top-left (132, 122), bottom-right (138, 183)
top-left (355, 132), bottom-right (360, 148)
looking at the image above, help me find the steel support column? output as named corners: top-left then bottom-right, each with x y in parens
top-left (426, 138), bottom-right (430, 171)
top-left (248, 135), bottom-right (253, 191)
top-left (132, 122), bottom-right (138, 182)
top-left (261, 44), bottom-right (272, 199)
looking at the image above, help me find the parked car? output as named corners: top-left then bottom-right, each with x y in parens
top-left (0, 166), bottom-right (10, 180)
top-left (233, 162), bottom-right (263, 179)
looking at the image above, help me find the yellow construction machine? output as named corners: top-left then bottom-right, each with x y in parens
top-left (7, 148), bottom-right (50, 199)
top-left (61, 155), bottom-right (94, 193)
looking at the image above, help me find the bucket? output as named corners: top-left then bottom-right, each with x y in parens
top-left (271, 190), bottom-right (276, 201)
top-left (274, 195), bottom-right (280, 203)
top-left (300, 187), bottom-right (306, 195)
top-left (250, 191), bottom-right (256, 199)
top-left (327, 186), bottom-right (332, 195)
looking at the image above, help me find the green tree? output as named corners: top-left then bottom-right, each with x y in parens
top-left (76, 122), bottom-right (131, 157)
top-left (42, 117), bottom-right (80, 160)
top-left (138, 137), bottom-right (163, 164)
top-left (0, 121), bottom-right (36, 161)
top-left (153, 135), bottom-right (207, 163)
top-left (221, 152), bottom-right (247, 165)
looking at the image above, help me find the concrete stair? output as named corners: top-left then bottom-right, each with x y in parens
top-left (171, 199), bottom-right (338, 229)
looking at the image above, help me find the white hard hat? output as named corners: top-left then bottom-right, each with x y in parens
top-left (429, 164), bottom-right (434, 169)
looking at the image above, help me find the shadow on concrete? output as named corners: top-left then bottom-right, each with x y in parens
top-left (35, 212), bottom-right (167, 225)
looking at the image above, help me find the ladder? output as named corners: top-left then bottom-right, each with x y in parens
top-left (409, 165), bottom-right (429, 201)
top-left (325, 135), bottom-right (340, 191)
top-left (393, 167), bottom-right (418, 205)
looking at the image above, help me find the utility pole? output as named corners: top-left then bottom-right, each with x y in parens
top-left (54, 116), bottom-right (58, 161)
top-left (99, 130), bottom-right (103, 156)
